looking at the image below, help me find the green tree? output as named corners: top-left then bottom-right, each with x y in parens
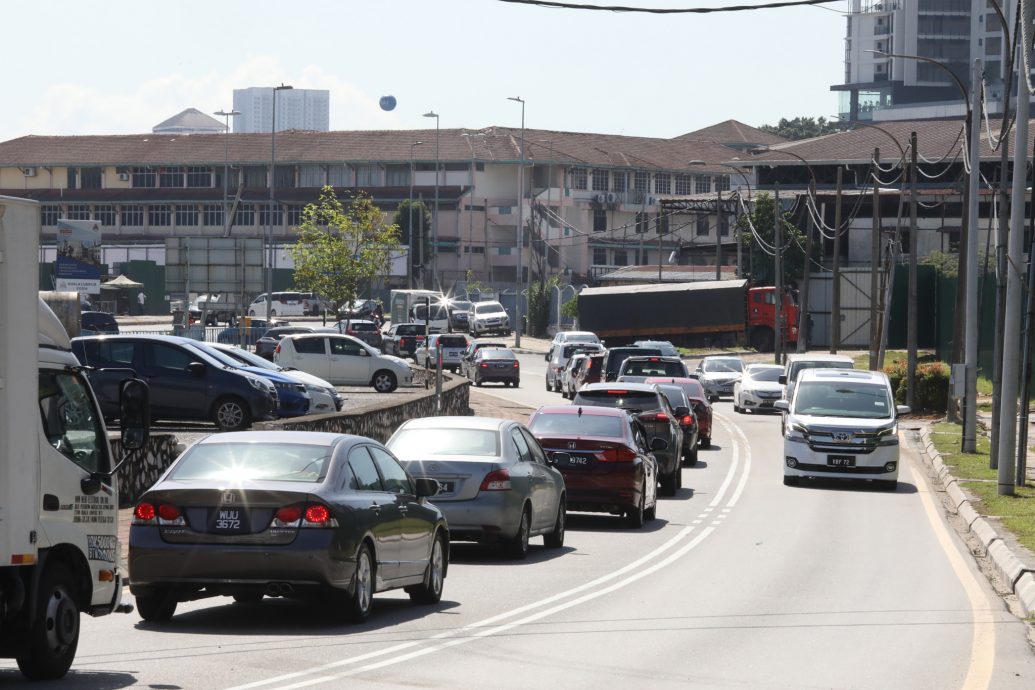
top-left (560, 293), bottom-right (578, 321)
top-left (290, 187), bottom-right (400, 314)
top-left (736, 192), bottom-right (809, 287)
top-left (392, 199), bottom-right (432, 283)
top-left (526, 275), bottom-right (560, 338)
top-left (759, 116), bottom-right (848, 141)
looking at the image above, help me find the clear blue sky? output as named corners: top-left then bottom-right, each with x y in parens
top-left (3, 0), bottom-right (848, 142)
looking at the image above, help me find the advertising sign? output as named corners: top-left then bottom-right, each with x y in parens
top-left (55, 219), bottom-right (103, 294)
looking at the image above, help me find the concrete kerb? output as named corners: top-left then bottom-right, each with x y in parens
top-left (917, 426), bottom-right (1035, 616)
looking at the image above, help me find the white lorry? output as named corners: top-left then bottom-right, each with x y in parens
top-left (0, 196), bottom-right (149, 680)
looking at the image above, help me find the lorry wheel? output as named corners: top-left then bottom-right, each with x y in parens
top-left (213, 397), bottom-right (251, 431)
top-left (136, 588), bottom-right (178, 621)
top-left (16, 563), bottom-right (79, 681)
top-left (750, 328), bottom-right (774, 352)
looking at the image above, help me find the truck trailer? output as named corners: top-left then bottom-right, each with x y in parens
top-left (0, 196), bottom-right (149, 680)
top-left (577, 279), bottom-right (799, 351)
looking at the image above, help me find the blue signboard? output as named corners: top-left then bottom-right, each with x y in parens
top-left (55, 219), bottom-right (103, 294)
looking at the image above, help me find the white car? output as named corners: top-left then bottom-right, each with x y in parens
top-left (550, 330), bottom-right (601, 348)
top-left (206, 342), bottom-right (343, 413)
top-left (545, 341), bottom-right (603, 392)
top-left (776, 368), bottom-right (909, 490)
top-left (468, 301), bottom-right (512, 337)
top-left (275, 333), bottom-right (413, 393)
top-left (695, 355), bottom-right (745, 401)
top-left (415, 333), bottom-right (469, 372)
top-left (733, 363), bottom-right (785, 414)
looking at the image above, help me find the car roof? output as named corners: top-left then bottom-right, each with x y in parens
top-left (194, 430), bottom-right (353, 447)
top-left (745, 363), bottom-right (784, 372)
top-left (786, 353), bottom-right (854, 363)
top-left (399, 416), bottom-right (510, 431)
top-left (580, 382), bottom-right (659, 393)
top-left (534, 404), bottom-right (626, 417)
top-left (798, 368), bottom-right (887, 384)
top-left (72, 333), bottom-right (197, 345)
top-left (623, 355), bottom-right (682, 362)
top-left (702, 355), bottom-right (742, 361)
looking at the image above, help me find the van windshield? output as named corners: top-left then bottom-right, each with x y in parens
top-left (793, 381), bottom-right (892, 419)
top-left (474, 303), bottom-right (504, 314)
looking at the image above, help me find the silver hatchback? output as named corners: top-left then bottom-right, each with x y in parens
top-left (386, 416), bottom-right (566, 559)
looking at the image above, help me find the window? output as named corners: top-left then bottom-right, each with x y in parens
top-left (159, 167), bottom-right (184, 188)
top-left (242, 166), bottom-right (266, 187)
top-left (299, 165), bottom-right (325, 187)
top-left (385, 164), bottom-right (409, 187)
top-left (81, 339), bottom-right (134, 367)
top-left (696, 215), bottom-right (710, 236)
top-left (348, 447), bottom-right (384, 491)
top-left (150, 343), bottom-right (193, 371)
top-left (592, 247), bottom-right (607, 265)
top-left (258, 204), bottom-right (284, 227)
top-left (986, 36), bottom-right (1002, 56)
top-left (38, 370), bottom-right (109, 474)
top-left (67, 204), bottom-right (90, 220)
top-left (719, 214), bottom-right (730, 236)
top-left (593, 208), bottom-right (607, 232)
top-left (42, 205), bottom-right (60, 226)
top-left (716, 175), bottom-right (731, 192)
top-left (294, 337), bottom-right (326, 355)
top-left (95, 205), bottom-right (115, 226)
top-left (356, 164), bottom-right (380, 186)
top-left (369, 446), bottom-right (412, 494)
top-left (274, 165), bottom-right (293, 189)
top-left (330, 338), bottom-right (364, 356)
top-left (675, 174), bottom-right (691, 195)
top-left (657, 213), bottom-right (669, 235)
top-left (149, 204), bottom-right (171, 227)
top-left (654, 173), bottom-right (671, 194)
top-left (470, 246), bottom-right (484, 254)
top-left (635, 212), bottom-right (648, 234)
top-left (203, 204), bottom-right (224, 227)
top-left (121, 205), bottom-right (144, 226)
top-left (132, 167), bottom-right (156, 187)
top-left (176, 204), bottom-right (198, 226)
top-left (327, 165), bottom-right (349, 186)
top-left (614, 249), bottom-right (628, 266)
top-left (186, 167), bottom-right (212, 188)
top-left (80, 168), bottom-right (102, 189)
top-left (286, 205), bottom-right (303, 226)
top-left (510, 429), bottom-right (532, 463)
top-left (66, 168), bottom-right (77, 189)
top-left (592, 169), bottom-right (609, 191)
top-left (634, 171), bottom-right (650, 192)
top-left (570, 167), bottom-right (588, 190)
top-left (234, 203), bottom-right (255, 227)
top-left (695, 176), bottom-right (711, 194)
top-left (612, 171), bottom-right (627, 192)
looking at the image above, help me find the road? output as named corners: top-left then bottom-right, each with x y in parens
top-left (3, 350), bottom-right (1033, 688)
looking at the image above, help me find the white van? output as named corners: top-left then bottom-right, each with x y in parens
top-left (247, 291), bottom-right (307, 317)
top-left (780, 353), bottom-right (856, 403)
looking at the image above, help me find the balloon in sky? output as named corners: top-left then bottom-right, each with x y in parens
top-left (379, 95), bottom-right (397, 111)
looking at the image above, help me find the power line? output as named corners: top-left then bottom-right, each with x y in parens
top-left (497, 0), bottom-right (840, 14)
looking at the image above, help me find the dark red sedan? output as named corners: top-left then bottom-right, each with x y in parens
top-left (528, 405), bottom-right (661, 528)
top-left (644, 376), bottom-right (713, 449)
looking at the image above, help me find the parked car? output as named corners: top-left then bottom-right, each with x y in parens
top-left (387, 416), bottom-right (566, 558)
top-left (468, 348), bottom-right (520, 387)
top-left (602, 346), bottom-right (662, 382)
top-left (129, 431), bottom-right (448, 622)
top-left (300, 292), bottom-right (332, 316)
top-left (206, 342), bottom-right (344, 414)
top-left (71, 334), bottom-right (277, 431)
top-left (572, 383), bottom-right (683, 495)
top-left (447, 300), bottom-right (473, 331)
top-left (190, 341), bottom-right (311, 418)
top-left (776, 369), bottom-right (909, 490)
top-left (633, 340), bottom-right (679, 357)
top-left (80, 310), bottom-right (119, 335)
top-left (339, 298), bottom-right (380, 320)
top-left (528, 405), bottom-right (660, 528)
top-left (468, 301), bottom-right (512, 337)
top-left (545, 342), bottom-right (604, 393)
top-left (734, 363), bottom-right (786, 414)
top-left (247, 291), bottom-right (307, 317)
top-left (190, 294), bottom-right (241, 326)
top-left (255, 326), bottom-right (315, 360)
top-left (324, 319), bottom-right (383, 349)
top-left (616, 355), bottom-right (689, 383)
top-left (460, 339), bottom-right (508, 378)
top-left (695, 355), bottom-right (745, 401)
top-left (560, 353), bottom-right (591, 399)
top-left (217, 318), bottom-right (288, 346)
top-left (415, 333), bottom-right (469, 372)
top-left (572, 352), bottom-right (606, 396)
top-left (275, 333), bottom-right (413, 393)
top-left (644, 376), bottom-right (713, 449)
top-left (655, 384), bottom-right (699, 465)
top-left (382, 322), bottom-right (428, 360)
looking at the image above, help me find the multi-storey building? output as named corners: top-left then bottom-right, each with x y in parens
top-left (232, 87), bottom-right (330, 133)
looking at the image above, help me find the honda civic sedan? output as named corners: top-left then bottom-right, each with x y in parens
top-left (129, 431), bottom-right (448, 623)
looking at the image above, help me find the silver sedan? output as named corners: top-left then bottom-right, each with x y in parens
top-left (386, 416), bottom-right (566, 559)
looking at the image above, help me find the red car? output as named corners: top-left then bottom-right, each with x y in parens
top-left (644, 376), bottom-right (713, 449)
top-left (528, 405), bottom-right (661, 528)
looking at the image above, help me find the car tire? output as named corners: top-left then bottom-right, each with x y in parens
top-left (625, 492), bottom-right (645, 528)
top-left (372, 370), bottom-right (398, 393)
top-left (406, 531), bottom-right (446, 604)
top-left (233, 592), bottom-right (264, 604)
top-left (644, 492), bottom-right (657, 521)
top-left (543, 500), bottom-right (565, 549)
top-left (545, 378), bottom-right (551, 391)
top-left (783, 475), bottom-right (799, 487)
top-left (685, 448), bottom-right (698, 467)
top-left (344, 543), bottom-right (375, 622)
top-left (15, 563), bottom-right (79, 680)
top-left (475, 378), bottom-right (483, 387)
top-left (660, 467), bottom-right (678, 496)
top-left (135, 587), bottom-right (178, 622)
top-left (248, 309), bottom-right (256, 316)
top-left (700, 437), bottom-right (711, 449)
top-left (734, 401), bottom-right (742, 413)
top-left (505, 507), bottom-right (531, 560)
top-left (212, 396), bottom-right (251, 431)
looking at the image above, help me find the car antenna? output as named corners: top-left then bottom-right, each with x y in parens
top-left (577, 406), bottom-right (583, 417)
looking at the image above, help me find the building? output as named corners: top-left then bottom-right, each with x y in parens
top-left (833, 0), bottom-right (1019, 122)
top-left (232, 88), bottom-right (330, 133)
top-left (153, 108), bottom-right (226, 135)
top-left (0, 120), bottom-right (773, 293)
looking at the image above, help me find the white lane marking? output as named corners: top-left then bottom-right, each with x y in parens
top-left (709, 413), bottom-right (740, 508)
top-left (905, 457), bottom-right (995, 690)
top-left (721, 418), bottom-right (753, 508)
top-left (226, 416), bottom-right (748, 690)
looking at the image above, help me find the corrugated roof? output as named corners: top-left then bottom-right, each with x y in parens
top-left (152, 108), bottom-right (225, 133)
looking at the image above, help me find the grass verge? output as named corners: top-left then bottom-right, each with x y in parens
top-left (929, 421), bottom-right (1035, 552)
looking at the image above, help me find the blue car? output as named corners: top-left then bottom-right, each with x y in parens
top-left (188, 342), bottom-right (311, 418)
top-left (217, 318), bottom-right (287, 346)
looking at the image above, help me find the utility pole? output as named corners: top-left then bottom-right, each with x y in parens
top-left (1017, 145), bottom-right (1035, 483)
top-left (906, 132), bottom-right (918, 410)
top-left (797, 180), bottom-right (815, 353)
top-left (963, 59), bottom-right (982, 452)
top-left (715, 189), bottom-right (722, 280)
top-left (870, 148), bottom-right (881, 370)
top-left (774, 184), bottom-right (783, 364)
top-left (991, 124), bottom-right (1012, 469)
top-left (830, 166), bottom-right (843, 354)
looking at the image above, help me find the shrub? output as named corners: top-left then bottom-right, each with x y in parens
top-left (885, 360), bottom-right (949, 413)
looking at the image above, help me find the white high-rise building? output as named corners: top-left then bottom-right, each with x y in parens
top-left (232, 87), bottom-right (330, 133)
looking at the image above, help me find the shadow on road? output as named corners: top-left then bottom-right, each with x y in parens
top-left (0, 670), bottom-right (140, 689)
top-left (790, 478), bottom-right (918, 494)
top-left (564, 513), bottom-right (670, 534)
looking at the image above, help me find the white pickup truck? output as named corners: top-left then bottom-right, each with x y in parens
top-left (0, 196), bottom-right (149, 680)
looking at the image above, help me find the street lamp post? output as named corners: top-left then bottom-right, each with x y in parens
top-left (267, 84), bottom-right (293, 322)
top-left (508, 96), bottom-right (525, 347)
top-left (423, 111), bottom-right (440, 289)
top-left (214, 109), bottom-right (240, 237)
top-left (408, 140), bottom-right (423, 289)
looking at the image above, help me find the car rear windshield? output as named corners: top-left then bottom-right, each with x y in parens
top-left (169, 443), bottom-right (330, 482)
top-left (397, 324), bottom-right (426, 335)
top-left (789, 361), bottom-right (853, 381)
top-left (474, 303), bottom-right (504, 314)
top-left (656, 385), bottom-right (688, 409)
top-left (793, 381), bottom-right (892, 419)
top-left (562, 344), bottom-right (599, 358)
top-left (438, 335), bottom-right (468, 348)
top-left (389, 428), bottom-right (500, 458)
top-left (574, 389), bottom-right (661, 412)
top-left (606, 348), bottom-right (661, 372)
top-left (479, 349), bottom-right (515, 360)
top-left (348, 322), bottom-right (378, 331)
top-left (702, 358), bottom-right (743, 373)
top-left (622, 359), bottom-right (685, 377)
top-left (529, 413), bottom-right (622, 438)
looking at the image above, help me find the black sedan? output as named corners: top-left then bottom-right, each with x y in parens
top-left (468, 348), bottom-right (520, 387)
top-left (129, 431), bottom-right (448, 623)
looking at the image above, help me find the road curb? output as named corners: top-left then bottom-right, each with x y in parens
top-left (918, 426), bottom-right (1035, 616)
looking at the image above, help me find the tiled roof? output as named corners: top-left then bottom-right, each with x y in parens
top-left (674, 120), bottom-right (787, 146)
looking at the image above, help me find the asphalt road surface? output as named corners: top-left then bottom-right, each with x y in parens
top-left (3, 350), bottom-right (1034, 688)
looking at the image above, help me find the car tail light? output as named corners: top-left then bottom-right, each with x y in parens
top-left (601, 447), bottom-right (638, 462)
top-left (480, 362), bottom-right (489, 368)
top-left (400, 337), bottom-right (409, 347)
top-left (133, 502), bottom-right (156, 524)
top-left (653, 412), bottom-right (668, 422)
top-left (513, 361), bottom-right (520, 368)
top-left (682, 415), bottom-right (694, 426)
top-left (480, 469), bottom-right (512, 491)
top-left (157, 504), bottom-right (181, 521)
top-left (649, 357), bottom-right (660, 362)
top-left (607, 390), bottom-right (628, 395)
top-left (274, 343), bottom-right (282, 355)
top-left (303, 504), bottom-right (335, 527)
top-left (275, 506), bottom-right (303, 525)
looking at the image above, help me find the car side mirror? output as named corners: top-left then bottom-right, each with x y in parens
top-left (649, 437), bottom-right (668, 452)
top-left (774, 400), bottom-right (789, 411)
top-left (187, 362), bottom-right (206, 376)
top-left (114, 379), bottom-right (150, 470)
top-left (549, 451), bottom-right (569, 465)
top-left (778, 374), bottom-right (787, 385)
top-left (414, 477), bottom-right (441, 498)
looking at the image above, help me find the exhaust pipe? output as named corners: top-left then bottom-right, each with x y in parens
top-left (265, 582), bottom-right (294, 597)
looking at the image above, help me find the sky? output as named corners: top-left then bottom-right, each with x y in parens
top-left (2, 0), bottom-right (849, 143)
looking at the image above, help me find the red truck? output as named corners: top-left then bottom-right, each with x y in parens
top-left (577, 279), bottom-right (799, 352)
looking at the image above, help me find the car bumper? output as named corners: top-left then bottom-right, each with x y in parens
top-left (783, 440), bottom-right (900, 480)
top-left (426, 494), bottom-right (523, 541)
top-left (739, 391), bottom-right (781, 411)
top-left (560, 467), bottom-right (643, 513)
